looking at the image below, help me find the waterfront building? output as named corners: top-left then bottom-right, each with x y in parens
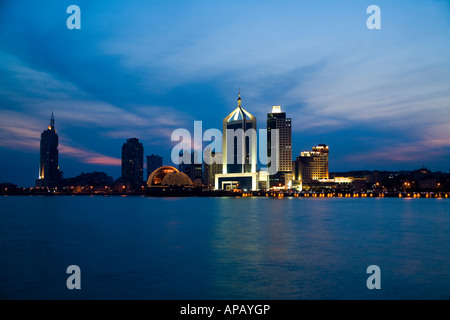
top-left (292, 144), bottom-right (329, 190)
top-left (267, 106), bottom-right (292, 188)
top-left (122, 138), bottom-right (144, 189)
top-left (215, 92), bottom-right (264, 191)
top-left (147, 166), bottom-right (193, 188)
top-left (36, 112), bottom-right (61, 188)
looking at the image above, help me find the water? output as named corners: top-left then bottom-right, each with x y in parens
top-left (0, 196), bottom-right (449, 300)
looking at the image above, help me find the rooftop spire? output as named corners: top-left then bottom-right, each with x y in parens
top-left (238, 88), bottom-right (241, 108)
top-left (50, 111), bottom-right (55, 129)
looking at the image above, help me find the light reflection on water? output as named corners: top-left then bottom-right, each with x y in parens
top-left (0, 196), bottom-right (449, 299)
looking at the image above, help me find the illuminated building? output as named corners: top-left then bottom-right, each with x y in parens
top-left (293, 144), bottom-right (329, 188)
top-left (147, 166), bottom-right (193, 187)
top-left (121, 138), bottom-right (144, 189)
top-left (267, 106), bottom-right (292, 188)
top-left (215, 92), bottom-right (261, 191)
top-left (36, 112), bottom-right (61, 188)
top-left (147, 154), bottom-right (163, 180)
top-left (222, 91), bottom-right (257, 174)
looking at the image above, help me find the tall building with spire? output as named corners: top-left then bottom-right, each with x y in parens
top-left (215, 91), bottom-right (263, 190)
top-left (36, 112), bottom-right (61, 188)
top-left (222, 91), bottom-right (257, 174)
top-left (267, 105), bottom-right (292, 188)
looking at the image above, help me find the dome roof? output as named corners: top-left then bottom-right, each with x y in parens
top-left (161, 172), bottom-right (193, 187)
top-left (147, 166), bottom-right (193, 187)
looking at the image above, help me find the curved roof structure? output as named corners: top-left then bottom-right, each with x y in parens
top-left (161, 172), bottom-right (193, 187)
top-left (224, 92), bottom-right (256, 123)
top-left (147, 166), bottom-right (193, 187)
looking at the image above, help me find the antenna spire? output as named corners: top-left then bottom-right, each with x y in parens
top-left (238, 88), bottom-right (241, 107)
top-left (50, 111), bottom-right (55, 129)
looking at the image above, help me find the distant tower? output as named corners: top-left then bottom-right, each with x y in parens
top-left (122, 138), bottom-right (144, 189)
top-left (147, 154), bottom-right (163, 180)
top-left (267, 106), bottom-right (292, 188)
top-left (36, 112), bottom-right (61, 188)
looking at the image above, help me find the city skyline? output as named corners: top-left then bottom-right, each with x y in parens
top-left (1, 0), bottom-right (450, 187)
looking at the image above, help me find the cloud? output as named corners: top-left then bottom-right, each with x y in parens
top-left (0, 50), bottom-right (192, 161)
top-left (59, 144), bottom-right (121, 166)
top-left (1, 0), bottom-right (450, 174)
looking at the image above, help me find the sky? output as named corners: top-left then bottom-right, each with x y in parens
top-left (0, 0), bottom-right (449, 187)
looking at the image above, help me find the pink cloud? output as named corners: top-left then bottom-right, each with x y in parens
top-left (59, 144), bottom-right (121, 166)
top-left (85, 156), bottom-right (121, 166)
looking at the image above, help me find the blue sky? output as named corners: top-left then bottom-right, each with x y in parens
top-left (0, 0), bottom-right (449, 187)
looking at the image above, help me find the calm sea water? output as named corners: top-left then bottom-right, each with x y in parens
top-left (0, 195), bottom-right (449, 300)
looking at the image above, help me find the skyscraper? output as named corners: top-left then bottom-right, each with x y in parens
top-left (267, 106), bottom-right (292, 188)
top-left (36, 112), bottom-right (61, 188)
top-left (147, 154), bottom-right (163, 180)
top-left (215, 92), bottom-right (261, 191)
top-left (122, 138), bottom-right (144, 189)
top-left (222, 91), bottom-right (257, 174)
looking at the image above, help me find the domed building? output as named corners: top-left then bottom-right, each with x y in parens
top-left (147, 166), bottom-right (193, 188)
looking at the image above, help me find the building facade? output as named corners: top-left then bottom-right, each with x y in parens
top-left (122, 138), bottom-right (144, 189)
top-left (36, 112), bottom-right (61, 188)
top-left (221, 92), bottom-right (257, 175)
top-left (293, 144), bottom-right (329, 187)
top-left (215, 92), bottom-right (262, 191)
top-left (267, 106), bottom-right (292, 188)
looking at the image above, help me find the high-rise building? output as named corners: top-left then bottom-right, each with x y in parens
top-left (121, 138), bottom-right (144, 189)
top-left (36, 112), bottom-right (61, 188)
top-left (215, 92), bottom-right (262, 191)
top-left (203, 148), bottom-right (223, 190)
top-left (222, 91), bottom-right (257, 174)
top-left (293, 144), bottom-right (329, 185)
top-left (267, 106), bottom-right (292, 188)
top-left (147, 154), bottom-right (163, 180)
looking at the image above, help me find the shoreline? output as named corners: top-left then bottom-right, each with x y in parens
top-left (1, 190), bottom-right (448, 199)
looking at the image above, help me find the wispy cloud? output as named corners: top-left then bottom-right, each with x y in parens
top-left (0, 50), bottom-right (192, 165)
top-left (1, 0), bottom-right (450, 176)
top-left (59, 145), bottom-right (121, 166)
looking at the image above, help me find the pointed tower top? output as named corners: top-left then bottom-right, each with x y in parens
top-left (237, 89), bottom-right (241, 108)
top-left (49, 111), bottom-right (55, 130)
